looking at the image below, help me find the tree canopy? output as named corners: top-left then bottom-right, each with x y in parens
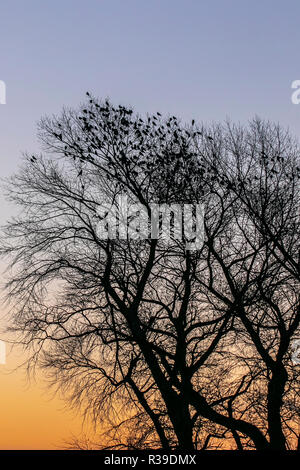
top-left (1, 95), bottom-right (300, 450)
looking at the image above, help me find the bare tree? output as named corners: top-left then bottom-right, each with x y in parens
top-left (1, 96), bottom-right (299, 450)
top-left (193, 119), bottom-right (300, 450)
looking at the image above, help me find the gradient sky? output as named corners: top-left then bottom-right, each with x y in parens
top-left (1, 0), bottom-right (300, 449)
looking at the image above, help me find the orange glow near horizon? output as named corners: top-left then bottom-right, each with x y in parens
top-left (0, 346), bottom-right (86, 449)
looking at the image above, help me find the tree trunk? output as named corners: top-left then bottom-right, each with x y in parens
top-left (267, 365), bottom-right (288, 450)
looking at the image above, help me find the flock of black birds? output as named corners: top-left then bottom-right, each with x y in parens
top-left (28, 92), bottom-right (300, 199)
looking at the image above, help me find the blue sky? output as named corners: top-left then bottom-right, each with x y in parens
top-left (0, 0), bottom-right (300, 445)
top-left (1, 0), bottom-right (300, 205)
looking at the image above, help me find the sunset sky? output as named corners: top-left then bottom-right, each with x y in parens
top-left (0, 349), bottom-right (84, 449)
top-left (1, 0), bottom-right (300, 449)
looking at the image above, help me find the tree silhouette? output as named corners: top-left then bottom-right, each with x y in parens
top-left (1, 96), bottom-right (299, 450)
